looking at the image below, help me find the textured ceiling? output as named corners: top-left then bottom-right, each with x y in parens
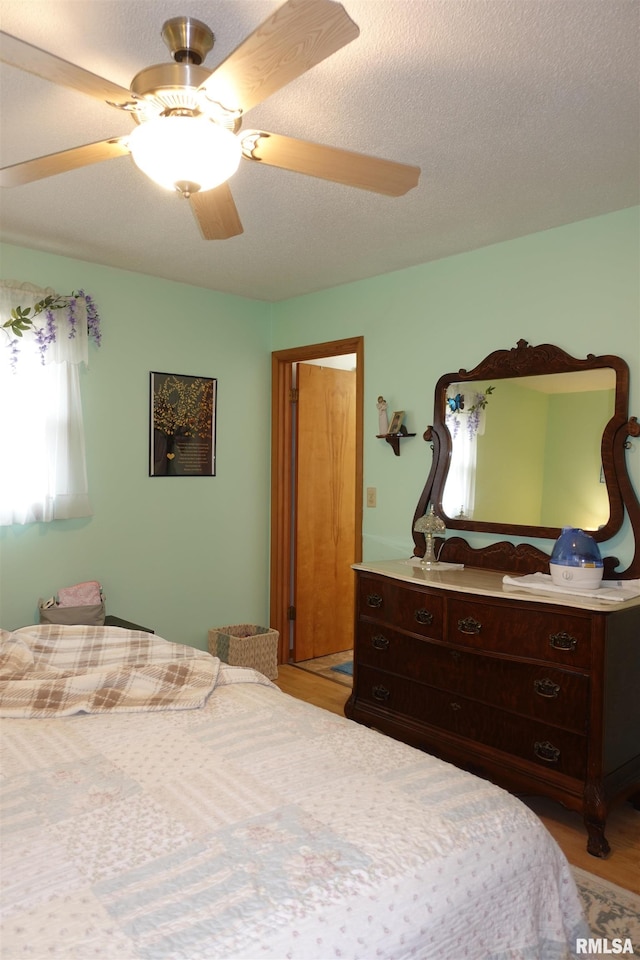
top-left (1, 0), bottom-right (638, 302)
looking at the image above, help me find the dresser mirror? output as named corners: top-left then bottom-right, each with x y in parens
top-left (413, 340), bottom-right (640, 577)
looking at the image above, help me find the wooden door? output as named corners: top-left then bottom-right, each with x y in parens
top-left (293, 362), bottom-right (356, 660)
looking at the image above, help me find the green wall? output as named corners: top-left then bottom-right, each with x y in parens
top-left (542, 389), bottom-right (613, 529)
top-left (0, 245), bottom-right (272, 647)
top-left (473, 380), bottom-right (548, 525)
top-left (272, 207), bottom-right (640, 568)
top-left (1, 207), bottom-right (638, 643)
top-left (466, 382), bottom-right (613, 528)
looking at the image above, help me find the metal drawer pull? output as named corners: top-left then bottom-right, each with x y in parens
top-left (549, 632), bottom-right (577, 651)
top-left (533, 740), bottom-right (560, 763)
top-left (534, 678), bottom-right (560, 698)
top-left (366, 593), bottom-right (383, 608)
top-left (372, 685), bottom-right (390, 701)
top-left (372, 634), bottom-right (390, 651)
top-left (449, 702), bottom-right (462, 711)
top-left (415, 608), bottom-right (433, 625)
top-left (457, 616), bottom-right (481, 635)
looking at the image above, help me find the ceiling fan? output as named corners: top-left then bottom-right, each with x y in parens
top-left (0, 0), bottom-right (420, 240)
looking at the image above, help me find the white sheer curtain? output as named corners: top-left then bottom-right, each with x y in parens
top-left (442, 424), bottom-right (477, 519)
top-left (442, 384), bottom-right (487, 520)
top-left (0, 280), bottom-right (93, 525)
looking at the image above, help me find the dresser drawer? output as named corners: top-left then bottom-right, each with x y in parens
top-left (358, 574), bottom-right (443, 641)
top-left (356, 621), bottom-right (589, 733)
top-left (447, 597), bottom-right (592, 668)
top-left (356, 665), bottom-right (587, 779)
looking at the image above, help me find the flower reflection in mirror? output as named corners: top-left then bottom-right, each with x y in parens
top-left (414, 505), bottom-right (446, 568)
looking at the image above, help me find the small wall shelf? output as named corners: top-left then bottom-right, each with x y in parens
top-left (376, 428), bottom-right (416, 456)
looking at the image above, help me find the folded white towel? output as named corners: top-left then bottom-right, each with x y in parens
top-left (502, 572), bottom-right (640, 603)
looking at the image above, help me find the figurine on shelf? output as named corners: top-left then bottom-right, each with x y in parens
top-left (377, 396), bottom-right (389, 435)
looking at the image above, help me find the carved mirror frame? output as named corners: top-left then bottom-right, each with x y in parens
top-left (412, 340), bottom-right (640, 578)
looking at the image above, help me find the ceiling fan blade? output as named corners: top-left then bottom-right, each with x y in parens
top-left (198, 0), bottom-right (359, 116)
top-left (1, 138), bottom-right (130, 187)
top-left (190, 183), bottom-right (244, 239)
top-left (0, 30), bottom-right (132, 105)
top-left (241, 131), bottom-right (421, 196)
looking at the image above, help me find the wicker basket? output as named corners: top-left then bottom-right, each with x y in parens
top-left (208, 624), bottom-right (279, 680)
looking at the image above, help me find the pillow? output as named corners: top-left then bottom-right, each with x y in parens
top-left (57, 581), bottom-right (102, 607)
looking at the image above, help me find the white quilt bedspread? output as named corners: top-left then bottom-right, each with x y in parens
top-left (0, 635), bottom-right (587, 959)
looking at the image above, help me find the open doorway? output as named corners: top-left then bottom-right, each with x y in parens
top-left (270, 337), bottom-right (364, 666)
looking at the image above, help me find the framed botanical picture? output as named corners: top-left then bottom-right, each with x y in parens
top-left (150, 372), bottom-right (217, 476)
top-left (388, 410), bottom-right (405, 434)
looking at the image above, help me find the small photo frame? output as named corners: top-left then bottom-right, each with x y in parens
top-left (388, 410), bottom-right (405, 434)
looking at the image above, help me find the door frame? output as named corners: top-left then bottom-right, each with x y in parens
top-left (270, 336), bottom-right (364, 663)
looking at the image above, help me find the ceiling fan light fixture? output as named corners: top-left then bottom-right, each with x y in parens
top-left (128, 114), bottom-right (241, 195)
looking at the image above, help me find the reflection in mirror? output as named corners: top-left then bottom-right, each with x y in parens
top-left (442, 369), bottom-right (616, 531)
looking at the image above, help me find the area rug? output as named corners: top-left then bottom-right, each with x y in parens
top-left (330, 660), bottom-right (353, 676)
top-left (294, 650), bottom-right (353, 687)
top-left (572, 866), bottom-right (640, 942)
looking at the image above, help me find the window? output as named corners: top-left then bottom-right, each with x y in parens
top-left (442, 384), bottom-right (490, 520)
top-left (442, 412), bottom-right (478, 520)
top-left (0, 281), bottom-right (93, 526)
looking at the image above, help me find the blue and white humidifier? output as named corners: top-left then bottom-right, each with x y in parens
top-left (549, 527), bottom-right (604, 589)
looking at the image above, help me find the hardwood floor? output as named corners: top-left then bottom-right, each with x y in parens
top-left (274, 664), bottom-right (640, 895)
top-left (275, 662), bottom-right (352, 715)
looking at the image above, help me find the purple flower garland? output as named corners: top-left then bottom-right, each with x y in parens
top-left (4, 290), bottom-right (102, 367)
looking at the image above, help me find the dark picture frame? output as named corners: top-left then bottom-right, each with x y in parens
top-left (150, 372), bottom-right (216, 476)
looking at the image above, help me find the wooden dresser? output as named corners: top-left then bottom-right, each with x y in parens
top-left (345, 559), bottom-right (640, 857)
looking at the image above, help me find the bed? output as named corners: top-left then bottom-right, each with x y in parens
top-left (0, 624), bottom-right (588, 959)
